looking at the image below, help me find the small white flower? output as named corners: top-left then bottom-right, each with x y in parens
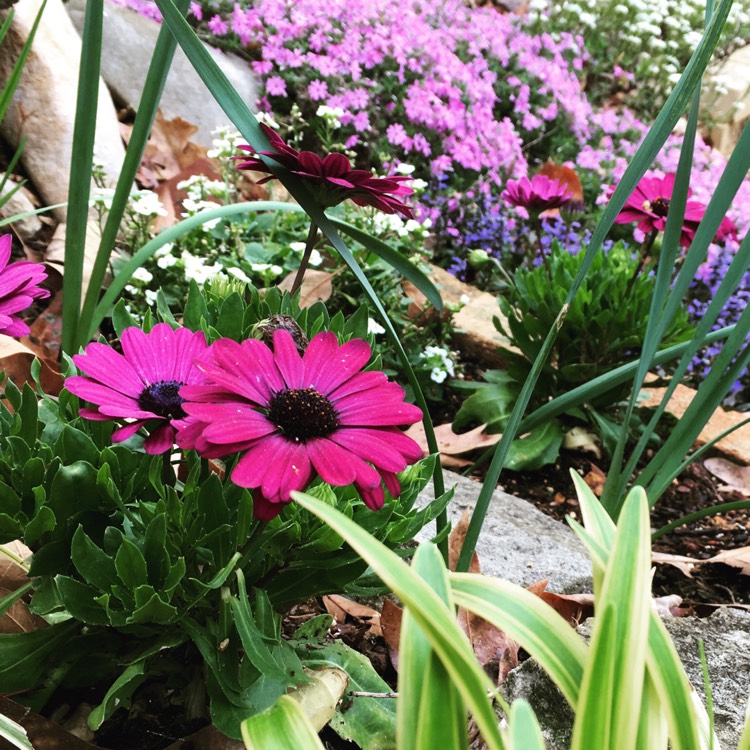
top-left (144, 289), bottom-right (159, 306)
top-left (430, 368), bottom-right (447, 384)
top-left (367, 318), bottom-right (386, 335)
top-left (411, 178), bottom-right (428, 191)
top-left (395, 163), bottom-right (416, 175)
top-left (460, 294), bottom-right (470, 305)
top-left (290, 241), bottom-right (307, 253)
top-left (157, 254), bottom-right (178, 269)
top-left (131, 267), bottom-right (153, 284)
top-left (308, 249), bottom-right (323, 267)
top-left (227, 267), bottom-right (252, 283)
top-left (131, 190), bottom-right (167, 217)
top-left (270, 265), bottom-right (283, 276)
top-left (256, 112), bottom-right (280, 129)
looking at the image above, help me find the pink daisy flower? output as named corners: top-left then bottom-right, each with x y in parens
top-left (179, 330), bottom-right (424, 521)
top-left (612, 173), bottom-right (706, 248)
top-left (501, 174), bottom-right (574, 213)
top-left (65, 323), bottom-right (208, 455)
top-left (236, 124), bottom-right (414, 218)
top-left (0, 234), bottom-right (49, 337)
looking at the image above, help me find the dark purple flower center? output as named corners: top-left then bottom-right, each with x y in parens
top-left (651, 196), bottom-right (670, 217)
top-left (138, 380), bottom-right (186, 420)
top-left (268, 388), bottom-right (339, 442)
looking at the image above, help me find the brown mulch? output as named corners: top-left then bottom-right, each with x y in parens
top-left (497, 452), bottom-right (750, 609)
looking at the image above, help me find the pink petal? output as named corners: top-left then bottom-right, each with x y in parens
top-left (112, 421), bottom-right (146, 442)
top-left (306, 438), bottom-right (358, 486)
top-left (201, 409), bottom-right (276, 446)
top-left (144, 423), bottom-right (177, 454)
top-left (307, 336), bottom-right (371, 395)
top-left (72, 342), bottom-right (144, 397)
top-left (329, 428), bottom-right (410, 472)
top-left (271, 330), bottom-right (304, 389)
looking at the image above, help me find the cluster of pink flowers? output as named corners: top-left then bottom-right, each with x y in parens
top-left (66, 324), bottom-right (424, 521)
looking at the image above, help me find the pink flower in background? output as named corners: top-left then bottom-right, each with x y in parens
top-left (613, 173), bottom-right (706, 247)
top-left (66, 324), bottom-right (208, 455)
top-left (207, 14), bottom-right (228, 35)
top-left (188, 1), bottom-right (202, 20)
top-left (501, 174), bottom-right (574, 212)
top-left (265, 76), bottom-right (287, 97)
top-left (237, 124), bottom-right (414, 217)
top-left (308, 79), bottom-right (329, 101)
top-left (0, 234), bottom-right (49, 337)
top-left (179, 330), bottom-right (424, 521)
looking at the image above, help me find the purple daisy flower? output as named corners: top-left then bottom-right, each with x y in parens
top-left (179, 330), bottom-right (424, 521)
top-left (65, 323), bottom-right (208, 454)
top-left (0, 234), bottom-right (50, 337)
top-left (501, 174), bottom-right (574, 212)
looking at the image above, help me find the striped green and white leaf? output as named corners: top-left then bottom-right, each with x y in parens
top-left (240, 694), bottom-right (325, 750)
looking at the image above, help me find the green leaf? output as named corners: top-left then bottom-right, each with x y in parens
top-left (114, 537), bottom-right (149, 589)
top-left (240, 695), bottom-right (325, 750)
top-left (88, 662), bottom-right (147, 730)
top-left (0, 712), bottom-right (32, 750)
top-left (130, 586), bottom-right (178, 624)
top-left (504, 420), bottom-right (563, 471)
top-left (452, 371), bottom-right (520, 433)
top-left (296, 640), bottom-right (397, 750)
top-left (507, 700), bottom-right (547, 750)
top-left (71, 526), bottom-right (119, 591)
top-left (292, 491), bottom-right (504, 750)
top-left (55, 575), bottom-right (109, 625)
top-left (0, 621), bottom-right (79, 690)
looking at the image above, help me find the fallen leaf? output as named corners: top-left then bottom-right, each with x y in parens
top-left (704, 457), bottom-right (750, 493)
top-left (563, 425), bottom-right (601, 459)
top-left (0, 543), bottom-right (46, 634)
top-left (652, 594), bottom-right (693, 618)
top-left (288, 667), bottom-right (349, 732)
top-left (322, 595), bottom-right (382, 637)
top-left (380, 599), bottom-right (402, 671)
top-left (448, 508), bottom-right (481, 574)
top-left (278, 269), bottom-right (333, 307)
top-left (527, 580), bottom-right (594, 627)
top-left (709, 547), bottom-right (750, 575)
top-left (404, 422), bottom-right (501, 469)
top-left (582, 463), bottom-right (607, 498)
top-left (154, 157), bottom-right (223, 232)
top-left (651, 551), bottom-right (699, 577)
top-left (535, 161), bottom-right (584, 203)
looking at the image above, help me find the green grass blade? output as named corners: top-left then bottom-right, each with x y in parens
top-left (739, 694), bottom-right (750, 750)
top-left (455, 0), bottom-right (732, 569)
top-left (151, 0), bottom-right (446, 547)
top-left (400, 544), bottom-right (467, 750)
top-left (569, 472), bottom-right (704, 750)
top-left (76, 0), bottom-right (190, 352)
top-left (448, 574), bottom-right (586, 708)
top-left (571, 488), bottom-right (651, 750)
top-left (0, 0), bottom-right (47, 123)
top-left (0, 713), bottom-right (32, 750)
top-left (240, 695), bottom-right (326, 750)
top-left (507, 700), bottom-right (547, 750)
top-left (636, 673), bottom-right (669, 750)
top-left (292, 491), bottom-right (505, 750)
top-left (0, 9), bottom-right (14, 46)
top-left (61, 0), bottom-right (102, 353)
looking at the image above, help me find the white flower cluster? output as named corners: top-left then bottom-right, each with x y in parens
top-left (130, 190), bottom-right (167, 217)
top-left (207, 126), bottom-right (248, 159)
top-left (180, 250), bottom-right (228, 285)
top-left (372, 212), bottom-right (431, 238)
top-left (316, 105), bottom-right (345, 127)
top-left (419, 345), bottom-right (456, 384)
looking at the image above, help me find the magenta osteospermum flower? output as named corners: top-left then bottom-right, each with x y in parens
top-left (179, 330), bottom-right (424, 521)
top-left (65, 323), bottom-right (208, 454)
top-left (237, 124), bottom-right (414, 218)
top-left (613, 173), bottom-right (706, 248)
top-left (0, 234), bottom-right (49, 337)
top-left (501, 175), bottom-right (574, 212)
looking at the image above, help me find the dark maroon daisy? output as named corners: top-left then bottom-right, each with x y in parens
top-left (237, 124), bottom-right (414, 218)
top-left (179, 329), bottom-right (424, 521)
top-left (0, 234), bottom-right (49, 337)
top-left (65, 323), bottom-right (208, 454)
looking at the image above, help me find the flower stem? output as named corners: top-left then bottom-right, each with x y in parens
top-left (290, 221), bottom-right (319, 297)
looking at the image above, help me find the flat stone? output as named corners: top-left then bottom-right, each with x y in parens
top-left (704, 45), bottom-right (750, 155)
top-left (641, 382), bottom-right (750, 464)
top-left (416, 469), bottom-right (592, 593)
top-left (404, 264), bottom-right (518, 367)
top-left (0, 175), bottom-right (44, 242)
top-left (0, 0), bottom-right (126, 222)
top-left (504, 608), bottom-right (750, 748)
top-left (66, 0), bottom-right (258, 146)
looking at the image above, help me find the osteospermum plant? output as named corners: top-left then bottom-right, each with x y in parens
top-left (0, 279), bottom-right (444, 743)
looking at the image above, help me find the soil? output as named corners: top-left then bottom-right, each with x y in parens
top-left (495, 451), bottom-right (750, 610)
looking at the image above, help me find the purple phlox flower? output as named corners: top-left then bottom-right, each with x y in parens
top-left (237, 124), bottom-right (414, 217)
top-left (0, 234), bottom-right (50, 337)
top-left (178, 330), bottom-right (424, 521)
top-left (65, 323), bottom-right (208, 455)
top-left (501, 174), bottom-right (574, 212)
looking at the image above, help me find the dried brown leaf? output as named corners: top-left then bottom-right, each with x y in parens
top-left (582, 463), bottom-right (607, 498)
top-left (380, 599), bottom-right (403, 671)
top-left (278, 269), bottom-right (333, 307)
top-left (527, 579), bottom-right (594, 627)
top-left (704, 457), bottom-right (750, 493)
top-left (448, 508), bottom-right (481, 574)
top-left (404, 422), bottom-right (501, 469)
top-left (322, 595), bottom-right (382, 637)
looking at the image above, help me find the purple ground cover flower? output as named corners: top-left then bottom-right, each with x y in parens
top-left (501, 175), bottom-right (574, 212)
top-left (179, 330), bottom-right (424, 521)
top-left (66, 323), bottom-right (208, 454)
top-left (238, 124), bottom-right (414, 217)
top-left (0, 234), bottom-right (49, 337)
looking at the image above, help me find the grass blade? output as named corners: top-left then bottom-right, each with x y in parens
top-left (240, 695), bottom-right (326, 750)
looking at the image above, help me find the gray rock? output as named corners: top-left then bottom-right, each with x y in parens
top-left (0, 0), bottom-right (125, 221)
top-left (416, 470), bottom-right (592, 593)
top-left (0, 174), bottom-right (44, 241)
top-left (66, 0), bottom-right (258, 146)
top-left (504, 608), bottom-right (750, 748)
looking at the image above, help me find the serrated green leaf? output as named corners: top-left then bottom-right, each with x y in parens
top-left (88, 662), bottom-right (147, 730)
top-left (114, 537), bottom-right (149, 589)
